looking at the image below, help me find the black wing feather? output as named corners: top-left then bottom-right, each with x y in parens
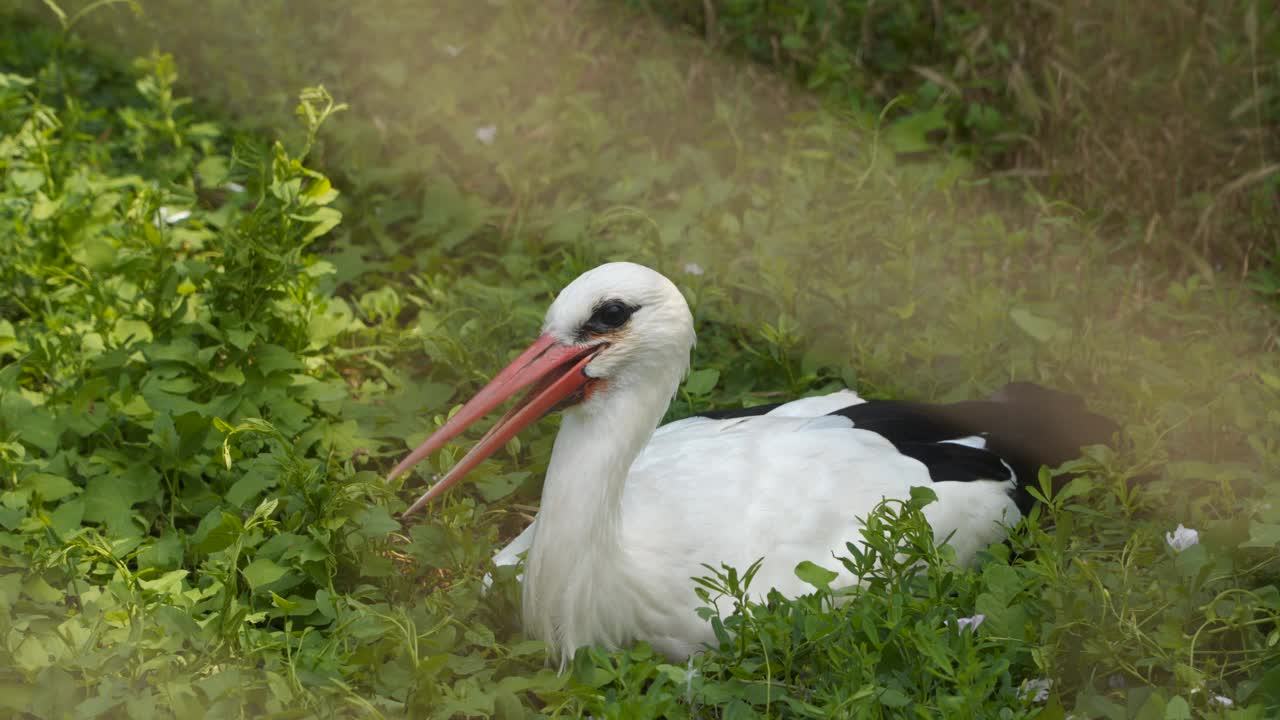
top-left (698, 383), bottom-right (1118, 514)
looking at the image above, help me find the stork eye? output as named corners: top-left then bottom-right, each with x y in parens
top-left (585, 300), bottom-right (637, 333)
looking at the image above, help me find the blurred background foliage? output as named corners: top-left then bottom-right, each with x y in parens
top-left (634, 0), bottom-right (1279, 272)
top-left (1, 0), bottom-right (1278, 717)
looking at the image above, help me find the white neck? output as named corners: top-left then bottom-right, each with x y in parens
top-left (521, 377), bottom-right (675, 663)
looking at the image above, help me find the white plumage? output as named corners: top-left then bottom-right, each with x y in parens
top-left (489, 388), bottom-right (870, 570)
top-left (392, 262), bottom-right (1106, 663)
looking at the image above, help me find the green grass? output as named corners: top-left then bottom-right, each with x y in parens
top-left (2, 2), bottom-right (1280, 718)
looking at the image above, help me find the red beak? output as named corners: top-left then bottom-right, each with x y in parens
top-left (391, 334), bottom-right (601, 517)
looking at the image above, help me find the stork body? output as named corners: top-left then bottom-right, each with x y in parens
top-left (392, 263), bottom-right (1115, 662)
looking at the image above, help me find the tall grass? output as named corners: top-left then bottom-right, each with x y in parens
top-left (633, 0), bottom-right (1279, 274)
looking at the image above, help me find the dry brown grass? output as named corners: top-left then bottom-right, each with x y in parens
top-left (1015, 0), bottom-right (1278, 272)
top-left (641, 0), bottom-right (1278, 274)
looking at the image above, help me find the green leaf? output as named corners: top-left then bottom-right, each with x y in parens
top-left (9, 168), bottom-right (45, 194)
top-left (476, 471), bottom-right (530, 502)
top-left (907, 485), bottom-right (938, 508)
top-left (82, 465), bottom-right (159, 536)
top-left (208, 365), bottom-right (245, 385)
top-left (1132, 690), bottom-right (1167, 720)
top-left (145, 338), bottom-right (201, 365)
top-left (795, 560), bottom-right (839, 590)
top-left (192, 512), bottom-right (243, 555)
top-left (154, 606), bottom-right (203, 640)
top-left (138, 569), bottom-right (189, 598)
top-left (226, 327), bottom-right (256, 350)
top-left (137, 532), bottom-right (183, 570)
top-left (249, 497), bottom-right (280, 525)
top-left (11, 405), bottom-right (58, 454)
top-left (683, 368), bottom-right (720, 395)
top-left (150, 412), bottom-right (181, 463)
top-left (295, 206), bottom-right (342, 244)
top-left (877, 686), bottom-right (911, 708)
top-left (49, 499), bottom-right (84, 537)
top-left (24, 473), bottom-right (79, 502)
top-left (1174, 542), bottom-right (1210, 580)
top-left (0, 319), bottom-right (19, 357)
top-left (353, 506), bottom-right (399, 540)
top-left (270, 591), bottom-right (300, 613)
top-left (301, 175), bottom-right (339, 205)
top-left (1009, 308), bottom-right (1061, 342)
top-left (723, 699), bottom-right (760, 720)
top-left (111, 318), bottom-right (153, 347)
top-left (255, 345), bottom-right (302, 375)
top-left (293, 377), bottom-right (348, 403)
top-left (31, 193), bottom-right (60, 221)
top-left (884, 106), bottom-right (948, 153)
top-left (75, 236), bottom-right (115, 270)
top-left (1076, 691), bottom-right (1126, 719)
top-left (1242, 521), bottom-right (1280, 549)
top-left (1163, 696), bottom-right (1191, 720)
top-left (241, 558), bottom-right (289, 592)
top-left (81, 488), bottom-right (138, 535)
top-left (23, 575), bottom-right (63, 603)
top-left (226, 471), bottom-right (274, 508)
top-left (196, 155), bottom-right (229, 186)
top-left (12, 636), bottom-right (51, 673)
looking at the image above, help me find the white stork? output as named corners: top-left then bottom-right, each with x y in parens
top-left (389, 262), bottom-right (1115, 662)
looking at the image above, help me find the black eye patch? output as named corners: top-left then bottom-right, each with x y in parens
top-left (581, 300), bottom-right (639, 336)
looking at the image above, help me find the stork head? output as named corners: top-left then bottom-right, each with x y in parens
top-left (542, 262), bottom-right (696, 390)
top-left (391, 262), bottom-right (695, 516)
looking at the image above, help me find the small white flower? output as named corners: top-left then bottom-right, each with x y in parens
top-left (682, 262), bottom-right (704, 276)
top-left (444, 44), bottom-right (464, 57)
top-left (1166, 524), bottom-right (1200, 552)
top-left (954, 614), bottom-right (985, 632)
top-left (1019, 678), bottom-right (1052, 703)
top-left (154, 206), bottom-right (191, 226)
top-left (475, 125), bottom-right (497, 145)
top-left (1210, 695), bottom-right (1233, 708)
top-left (223, 181), bottom-right (246, 193)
